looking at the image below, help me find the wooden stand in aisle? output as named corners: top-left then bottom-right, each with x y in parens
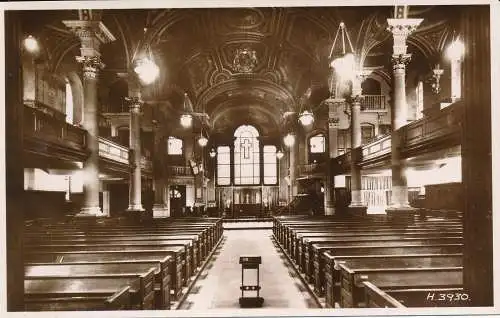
top-left (239, 256), bottom-right (264, 308)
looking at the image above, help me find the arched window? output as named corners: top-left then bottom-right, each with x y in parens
top-left (309, 134), bottom-right (325, 153)
top-left (234, 125), bottom-right (260, 185)
top-left (167, 137), bottom-right (183, 155)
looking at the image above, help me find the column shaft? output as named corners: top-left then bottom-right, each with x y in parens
top-left (349, 97), bottom-right (365, 209)
top-left (386, 18), bottom-right (422, 213)
top-left (324, 100), bottom-right (340, 215)
top-left (127, 99), bottom-right (144, 212)
top-left (79, 59), bottom-right (102, 216)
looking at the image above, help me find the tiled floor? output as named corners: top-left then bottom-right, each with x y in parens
top-left (180, 229), bottom-right (319, 309)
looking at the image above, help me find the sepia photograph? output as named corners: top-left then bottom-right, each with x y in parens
top-left (2, 0), bottom-right (495, 316)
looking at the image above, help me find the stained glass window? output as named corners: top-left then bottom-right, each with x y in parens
top-left (234, 125), bottom-right (260, 185)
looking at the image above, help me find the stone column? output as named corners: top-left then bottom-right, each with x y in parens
top-left (64, 14), bottom-right (115, 217)
top-left (348, 94), bottom-right (366, 216)
top-left (288, 135), bottom-right (298, 198)
top-left (153, 126), bottom-right (169, 218)
top-left (324, 98), bottom-right (342, 215)
top-left (126, 96), bottom-right (145, 214)
top-left (386, 18), bottom-right (422, 215)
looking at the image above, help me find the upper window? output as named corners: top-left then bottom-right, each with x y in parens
top-left (309, 134), bottom-right (325, 153)
top-left (217, 146), bottom-right (231, 185)
top-left (234, 125), bottom-right (260, 185)
top-left (167, 137), bottom-right (183, 155)
top-left (263, 145), bottom-right (277, 185)
top-left (65, 78), bottom-right (73, 124)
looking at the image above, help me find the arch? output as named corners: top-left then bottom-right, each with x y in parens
top-left (361, 78), bottom-right (382, 95)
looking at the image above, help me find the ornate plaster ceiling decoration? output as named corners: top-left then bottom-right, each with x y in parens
top-left (232, 47), bottom-right (258, 73)
top-left (30, 6), bottom-right (456, 134)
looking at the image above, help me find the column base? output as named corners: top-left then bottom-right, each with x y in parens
top-left (126, 204), bottom-right (145, 212)
top-left (347, 205), bottom-right (367, 217)
top-left (385, 206), bottom-right (420, 220)
top-left (324, 205), bottom-right (336, 216)
top-left (76, 206), bottom-right (104, 217)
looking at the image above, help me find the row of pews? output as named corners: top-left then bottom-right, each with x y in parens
top-left (273, 211), bottom-right (466, 308)
top-left (23, 216), bottom-right (223, 311)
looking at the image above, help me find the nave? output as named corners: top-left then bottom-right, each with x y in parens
top-left (180, 229), bottom-right (318, 309)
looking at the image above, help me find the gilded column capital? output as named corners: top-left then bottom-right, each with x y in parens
top-left (76, 55), bottom-right (104, 80)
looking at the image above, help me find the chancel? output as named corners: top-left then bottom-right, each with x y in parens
top-left (4, 3), bottom-right (492, 313)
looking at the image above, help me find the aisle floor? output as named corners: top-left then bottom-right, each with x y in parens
top-left (180, 229), bottom-right (319, 309)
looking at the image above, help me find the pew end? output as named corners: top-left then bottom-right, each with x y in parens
top-left (105, 286), bottom-right (132, 310)
top-left (362, 281), bottom-right (405, 308)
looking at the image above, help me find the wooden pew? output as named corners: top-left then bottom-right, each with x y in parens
top-left (24, 249), bottom-right (185, 301)
top-left (307, 238), bottom-right (462, 289)
top-left (25, 234), bottom-right (202, 268)
top-left (25, 285), bottom-right (131, 311)
top-left (27, 228), bottom-right (214, 258)
top-left (323, 254), bottom-right (462, 308)
top-left (26, 240), bottom-right (195, 279)
top-left (339, 265), bottom-right (462, 308)
top-left (293, 230), bottom-right (463, 262)
top-left (297, 232), bottom-right (462, 271)
top-left (363, 282), bottom-right (467, 308)
top-left (303, 234), bottom-right (462, 271)
top-left (283, 223), bottom-right (462, 251)
top-left (25, 259), bottom-right (172, 309)
top-left (25, 268), bottom-right (156, 310)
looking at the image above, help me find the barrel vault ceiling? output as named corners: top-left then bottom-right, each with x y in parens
top-left (20, 6), bottom-right (460, 136)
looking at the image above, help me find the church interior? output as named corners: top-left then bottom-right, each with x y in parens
top-left (4, 3), bottom-right (493, 312)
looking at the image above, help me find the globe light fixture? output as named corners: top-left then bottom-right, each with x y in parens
top-left (134, 57), bottom-right (159, 85)
top-left (298, 110), bottom-right (314, 126)
top-left (209, 148), bottom-right (217, 158)
top-left (283, 133), bottom-right (296, 148)
top-left (446, 38), bottom-right (465, 61)
top-left (180, 113), bottom-right (193, 128)
top-left (198, 135), bottom-right (208, 147)
top-left (276, 149), bottom-right (284, 160)
top-left (23, 35), bottom-right (39, 53)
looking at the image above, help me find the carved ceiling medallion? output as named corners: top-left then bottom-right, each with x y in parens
top-left (232, 48), bottom-right (258, 73)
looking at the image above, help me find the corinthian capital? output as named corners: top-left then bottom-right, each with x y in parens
top-left (76, 55), bottom-right (104, 80)
top-left (391, 53), bottom-right (412, 71)
top-left (63, 20), bottom-right (116, 57)
top-left (125, 96), bottom-right (143, 113)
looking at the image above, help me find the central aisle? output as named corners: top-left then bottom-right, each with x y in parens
top-left (180, 229), bottom-right (319, 309)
